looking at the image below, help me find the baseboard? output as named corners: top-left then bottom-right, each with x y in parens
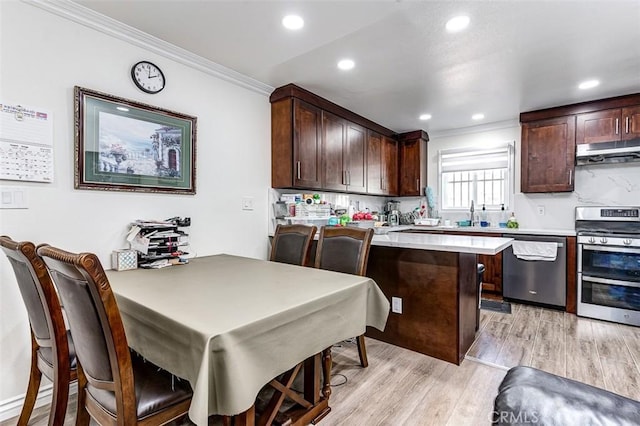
top-left (0, 382), bottom-right (77, 422)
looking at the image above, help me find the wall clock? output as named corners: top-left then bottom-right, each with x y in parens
top-left (131, 61), bottom-right (165, 94)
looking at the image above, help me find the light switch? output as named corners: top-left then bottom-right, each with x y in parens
top-left (0, 187), bottom-right (28, 209)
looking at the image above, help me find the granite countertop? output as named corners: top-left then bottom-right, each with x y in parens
top-left (395, 225), bottom-right (576, 237)
top-left (371, 232), bottom-right (513, 255)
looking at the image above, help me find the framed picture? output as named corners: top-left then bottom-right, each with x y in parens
top-left (74, 86), bottom-right (197, 194)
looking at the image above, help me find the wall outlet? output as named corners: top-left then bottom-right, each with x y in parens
top-left (391, 297), bottom-right (402, 314)
top-left (537, 205), bottom-right (545, 215)
top-left (242, 196), bottom-right (254, 211)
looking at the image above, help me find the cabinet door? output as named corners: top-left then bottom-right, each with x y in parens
top-left (382, 136), bottom-right (398, 195)
top-left (576, 108), bottom-right (621, 145)
top-left (521, 116), bottom-right (576, 193)
top-left (622, 105), bottom-right (640, 141)
top-left (346, 122), bottom-right (367, 193)
top-left (399, 139), bottom-right (424, 196)
top-left (322, 111), bottom-right (347, 191)
top-left (293, 100), bottom-right (322, 189)
top-left (366, 131), bottom-right (384, 195)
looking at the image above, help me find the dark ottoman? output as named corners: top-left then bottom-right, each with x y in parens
top-left (493, 366), bottom-right (640, 425)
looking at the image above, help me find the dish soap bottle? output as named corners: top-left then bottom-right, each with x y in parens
top-left (507, 212), bottom-right (519, 229)
top-left (480, 204), bottom-right (488, 226)
top-left (499, 204), bottom-right (508, 228)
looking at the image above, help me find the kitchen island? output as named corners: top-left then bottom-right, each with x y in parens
top-left (365, 232), bottom-right (512, 365)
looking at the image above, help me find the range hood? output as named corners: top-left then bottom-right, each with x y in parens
top-left (576, 139), bottom-right (640, 165)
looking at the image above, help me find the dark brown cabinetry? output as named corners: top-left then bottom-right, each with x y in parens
top-left (321, 112), bottom-right (367, 193)
top-left (520, 116), bottom-right (576, 193)
top-left (271, 98), bottom-right (322, 189)
top-left (577, 106), bottom-right (640, 145)
top-left (270, 84), bottom-right (413, 195)
top-left (398, 130), bottom-right (428, 196)
top-left (520, 93), bottom-right (640, 193)
top-left (367, 131), bottom-right (398, 195)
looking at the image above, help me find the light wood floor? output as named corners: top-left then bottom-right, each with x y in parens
top-left (468, 302), bottom-right (640, 401)
top-left (5, 304), bottom-right (639, 426)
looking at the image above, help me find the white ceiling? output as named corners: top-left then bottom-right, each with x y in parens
top-left (73, 0), bottom-right (640, 135)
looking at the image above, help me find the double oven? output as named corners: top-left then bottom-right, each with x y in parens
top-left (576, 206), bottom-right (640, 326)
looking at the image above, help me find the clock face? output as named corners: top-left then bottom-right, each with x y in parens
top-left (131, 61), bottom-right (165, 94)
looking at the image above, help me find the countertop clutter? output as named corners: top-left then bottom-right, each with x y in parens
top-left (403, 225), bottom-right (576, 236)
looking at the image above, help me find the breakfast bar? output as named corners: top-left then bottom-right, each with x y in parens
top-left (366, 232), bottom-right (513, 364)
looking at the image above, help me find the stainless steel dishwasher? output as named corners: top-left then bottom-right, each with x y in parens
top-left (503, 235), bottom-right (567, 308)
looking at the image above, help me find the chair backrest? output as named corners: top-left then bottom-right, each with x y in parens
top-left (0, 236), bottom-right (69, 369)
top-left (37, 244), bottom-right (136, 418)
top-left (314, 227), bottom-right (374, 276)
top-left (270, 224), bottom-right (317, 266)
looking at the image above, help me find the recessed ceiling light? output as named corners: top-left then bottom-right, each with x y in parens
top-left (578, 79), bottom-right (600, 90)
top-left (446, 16), bottom-right (470, 32)
top-left (472, 113), bottom-right (485, 120)
top-left (337, 59), bottom-right (355, 71)
top-left (419, 114), bottom-right (432, 121)
top-left (116, 107), bottom-right (129, 112)
top-left (282, 15), bottom-right (304, 30)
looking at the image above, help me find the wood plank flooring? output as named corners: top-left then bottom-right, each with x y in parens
top-left (468, 302), bottom-right (640, 401)
top-left (4, 304), bottom-right (639, 425)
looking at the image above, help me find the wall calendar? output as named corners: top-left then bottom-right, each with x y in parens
top-left (0, 101), bottom-right (54, 182)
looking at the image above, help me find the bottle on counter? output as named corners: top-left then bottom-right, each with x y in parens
top-left (499, 204), bottom-right (508, 228)
top-left (480, 204), bottom-right (488, 226)
top-left (507, 212), bottom-right (519, 229)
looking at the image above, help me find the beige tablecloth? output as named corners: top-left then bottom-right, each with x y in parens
top-left (106, 254), bottom-right (389, 425)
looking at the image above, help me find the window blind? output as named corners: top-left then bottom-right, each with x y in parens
top-left (440, 146), bottom-right (511, 173)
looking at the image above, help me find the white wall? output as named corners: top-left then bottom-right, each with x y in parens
top-left (0, 1), bottom-right (270, 411)
top-left (427, 124), bottom-right (640, 229)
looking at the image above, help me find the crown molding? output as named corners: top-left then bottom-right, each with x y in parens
top-left (23, 0), bottom-right (274, 96)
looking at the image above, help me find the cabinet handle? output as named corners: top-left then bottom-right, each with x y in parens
top-left (626, 116), bottom-right (630, 134)
top-left (296, 161), bottom-right (301, 180)
top-left (568, 169), bottom-right (573, 185)
top-left (348, 170), bottom-right (351, 185)
top-left (416, 179), bottom-right (420, 192)
top-left (342, 170), bottom-right (346, 185)
top-left (615, 118), bottom-right (619, 135)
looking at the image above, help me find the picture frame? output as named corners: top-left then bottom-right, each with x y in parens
top-left (74, 86), bottom-right (197, 194)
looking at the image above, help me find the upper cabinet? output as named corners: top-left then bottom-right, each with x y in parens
top-left (367, 131), bottom-right (398, 196)
top-left (398, 131), bottom-right (428, 196)
top-left (521, 116), bottom-right (576, 193)
top-left (321, 112), bottom-right (367, 193)
top-left (270, 84), bottom-right (423, 196)
top-left (577, 106), bottom-right (640, 145)
top-left (520, 93), bottom-right (640, 193)
top-left (271, 97), bottom-right (322, 189)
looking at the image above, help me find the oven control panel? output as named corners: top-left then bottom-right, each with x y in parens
top-left (601, 208), bottom-right (640, 218)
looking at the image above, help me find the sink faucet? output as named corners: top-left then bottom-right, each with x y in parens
top-left (470, 200), bottom-right (475, 224)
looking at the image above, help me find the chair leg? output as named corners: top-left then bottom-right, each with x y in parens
top-left (74, 367), bottom-right (90, 426)
top-left (17, 351), bottom-right (42, 426)
top-left (48, 372), bottom-right (70, 426)
top-left (356, 334), bottom-right (368, 368)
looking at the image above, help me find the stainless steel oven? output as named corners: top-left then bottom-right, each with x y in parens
top-left (576, 206), bottom-right (640, 326)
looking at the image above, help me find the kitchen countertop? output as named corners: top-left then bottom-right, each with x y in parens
top-left (391, 225), bottom-right (576, 237)
top-left (371, 232), bottom-right (513, 255)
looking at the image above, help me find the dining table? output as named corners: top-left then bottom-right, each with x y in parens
top-left (105, 254), bottom-right (390, 425)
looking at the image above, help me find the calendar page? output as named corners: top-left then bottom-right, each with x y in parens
top-left (0, 101), bottom-right (54, 182)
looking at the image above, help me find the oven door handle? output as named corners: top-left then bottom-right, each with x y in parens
top-left (581, 245), bottom-right (640, 254)
top-left (582, 275), bottom-right (640, 289)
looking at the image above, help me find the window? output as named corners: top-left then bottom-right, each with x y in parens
top-left (438, 143), bottom-right (514, 211)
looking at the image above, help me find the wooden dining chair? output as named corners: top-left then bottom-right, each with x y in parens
top-left (0, 236), bottom-right (78, 426)
top-left (270, 224), bottom-right (317, 266)
top-left (314, 226), bottom-right (375, 368)
top-left (37, 244), bottom-right (193, 426)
